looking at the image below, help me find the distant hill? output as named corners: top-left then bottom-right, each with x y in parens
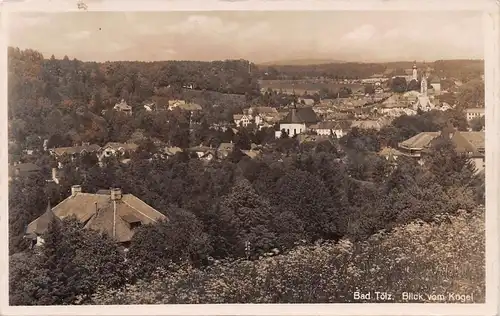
top-left (259, 59), bottom-right (347, 66)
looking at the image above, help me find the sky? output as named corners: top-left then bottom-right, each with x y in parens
top-left (7, 11), bottom-right (484, 63)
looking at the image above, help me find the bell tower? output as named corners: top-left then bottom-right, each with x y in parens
top-left (412, 61), bottom-right (418, 81)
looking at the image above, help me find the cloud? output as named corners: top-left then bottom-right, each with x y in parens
top-left (8, 14), bottom-right (50, 30)
top-left (342, 24), bottom-right (377, 42)
top-left (166, 15), bottom-right (239, 36)
top-left (66, 30), bottom-right (91, 40)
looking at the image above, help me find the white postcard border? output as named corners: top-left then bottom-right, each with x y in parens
top-left (0, 1), bottom-right (498, 316)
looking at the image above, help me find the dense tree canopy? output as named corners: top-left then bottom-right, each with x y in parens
top-left (8, 48), bottom-right (484, 305)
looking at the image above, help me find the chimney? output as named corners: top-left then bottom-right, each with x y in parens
top-left (110, 188), bottom-right (122, 201)
top-left (94, 202), bottom-right (98, 216)
top-left (52, 168), bottom-right (59, 184)
top-left (71, 185), bottom-right (82, 197)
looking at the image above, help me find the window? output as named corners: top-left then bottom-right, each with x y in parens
top-left (130, 222), bottom-right (142, 230)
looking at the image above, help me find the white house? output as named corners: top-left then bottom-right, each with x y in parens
top-left (465, 108), bottom-right (485, 121)
top-left (114, 99), bottom-right (133, 115)
top-left (99, 142), bottom-right (138, 161)
top-left (274, 106), bottom-right (319, 138)
top-left (233, 114), bottom-right (252, 127)
top-left (309, 121), bottom-right (347, 137)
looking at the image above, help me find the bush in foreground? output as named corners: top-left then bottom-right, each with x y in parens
top-left (89, 209), bottom-right (484, 304)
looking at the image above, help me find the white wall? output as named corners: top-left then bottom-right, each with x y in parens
top-left (280, 123), bottom-right (306, 136)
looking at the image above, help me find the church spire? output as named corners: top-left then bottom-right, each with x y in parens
top-left (412, 61), bottom-right (418, 81)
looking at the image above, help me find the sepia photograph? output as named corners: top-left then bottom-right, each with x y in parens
top-left (1, 0), bottom-right (498, 314)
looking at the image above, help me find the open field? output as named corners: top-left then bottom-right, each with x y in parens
top-left (259, 79), bottom-right (364, 94)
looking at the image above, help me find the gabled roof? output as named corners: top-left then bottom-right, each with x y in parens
top-left (281, 107), bottom-right (318, 124)
top-left (178, 103), bottom-right (202, 111)
top-left (241, 149), bottom-right (261, 159)
top-left (25, 201), bottom-right (60, 236)
top-left (297, 134), bottom-right (332, 144)
top-left (249, 107), bottom-right (278, 114)
top-left (465, 108), bottom-right (485, 114)
top-left (399, 130), bottom-right (485, 154)
top-left (350, 120), bottom-right (381, 130)
top-left (164, 146), bottom-right (183, 156)
top-left (427, 130), bottom-right (482, 156)
top-left (188, 145), bottom-right (214, 153)
top-left (218, 143), bottom-right (234, 152)
top-left (114, 100), bottom-right (132, 111)
top-left (26, 190), bottom-right (167, 243)
top-left (399, 132), bottom-right (440, 150)
top-left (10, 163), bottom-right (41, 174)
top-left (102, 142), bottom-right (138, 152)
top-left (52, 144), bottom-right (101, 156)
top-left (310, 121), bottom-right (344, 130)
top-left (379, 147), bottom-right (403, 156)
top-left (460, 131), bottom-right (485, 150)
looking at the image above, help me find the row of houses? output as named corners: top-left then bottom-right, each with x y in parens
top-left (111, 99), bottom-right (203, 115)
top-left (233, 103), bottom-right (395, 139)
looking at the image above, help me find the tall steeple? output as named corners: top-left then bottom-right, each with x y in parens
top-left (412, 61), bottom-right (418, 81)
top-left (420, 74), bottom-right (428, 96)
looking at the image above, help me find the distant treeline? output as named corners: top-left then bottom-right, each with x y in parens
top-left (257, 59), bottom-right (484, 82)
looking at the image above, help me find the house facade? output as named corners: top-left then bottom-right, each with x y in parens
top-left (465, 108), bottom-right (485, 121)
top-left (50, 144), bottom-right (101, 168)
top-left (99, 142), bottom-right (139, 161)
top-left (274, 105), bottom-right (319, 138)
top-left (114, 99), bottom-right (133, 115)
top-left (309, 121), bottom-right (346, 137)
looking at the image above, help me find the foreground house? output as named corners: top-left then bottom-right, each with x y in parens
top-left (25, 185), bottom-right (167, 247)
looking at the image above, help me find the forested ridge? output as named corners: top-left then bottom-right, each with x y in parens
top-left (8, 48), bottom-right (485, 305)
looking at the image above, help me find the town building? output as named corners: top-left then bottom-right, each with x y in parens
top-left (309, 121), bottom-right (347, 137)
top-left (8, 163), bottom-right (42, 181)
top-left (217, 142), bottom-right (235, 159)
top-left (50, 144), bottom-right (101, 168)
top-left (465, 107), bottom-right (485, 121)
top-left (234, 107), bottom-right (281, 130)
top-left (114, 99), bottom-right (133, 115)
top-left (412, 70), bottom-right (435, 112)
top-left (274, 104), bottom-right (319, 138)
top-left (398, 128), bottom-right (485, 173)
top-left (24, 186), bottom-right (167, 247)
top-left (99, 142), bottom-right (139, 161)
top-left (187, 145), bottom-right (215, 161)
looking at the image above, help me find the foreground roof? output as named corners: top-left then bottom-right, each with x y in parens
top-left (26, 190), bottom-right (167, 243)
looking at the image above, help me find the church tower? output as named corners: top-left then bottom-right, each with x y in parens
top-left (412, 62), bottom-right (418, 81)
top-left (420, 71), bottom-right (428, 96)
